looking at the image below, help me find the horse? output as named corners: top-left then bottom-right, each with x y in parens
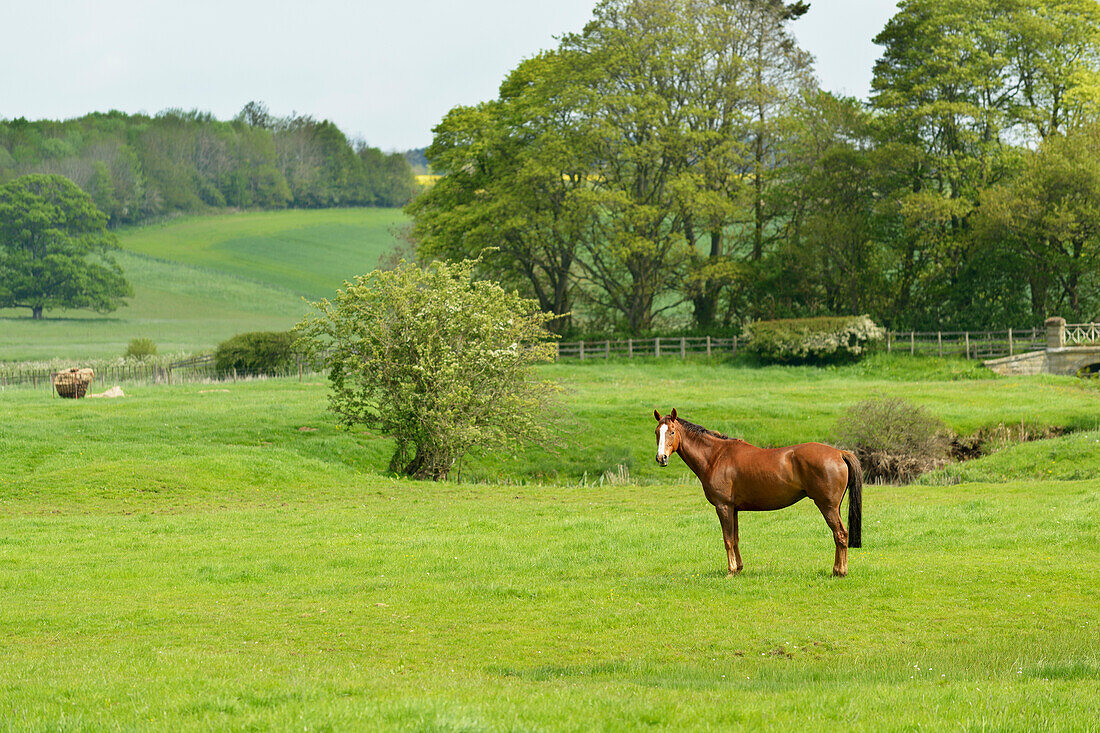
top-left (654, 408), bottom-right (862, 576)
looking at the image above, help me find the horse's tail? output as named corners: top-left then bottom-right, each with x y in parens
top-left (842, 451), bottom-right (863, 548)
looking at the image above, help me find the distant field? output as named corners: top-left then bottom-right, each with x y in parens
top-left (118, 208), bottom-right (407, 298)
top-left (0, 208), bottom-right (407, 361)
top-left (1, 359), bottom-right (1097, 729)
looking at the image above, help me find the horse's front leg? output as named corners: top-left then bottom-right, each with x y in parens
top-left (715, 504), bottom-right (742, 576)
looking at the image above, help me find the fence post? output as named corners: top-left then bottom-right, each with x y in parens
top-left (706, 335), bottom-right (711, 357)
top-left (580, 340), bottom-right (585, 361)
top-left (1009, 328), bottom-right (1014, 356)
top-left (605, 340), bottom-right (610, 359)
top-left (655, 337), bottom-right (660, 358)
top-left (680, 337), bottom-right (686, 359)
top-left (733, 335), bottom-right (738, 355)
top-left (937, 331), bottom-right (942, 358)
top-left (910, 331), bottom-right (915, 355)
top-left (965, 332), bottom-right (970, 359)
top-left (628, 338), bottom-right (633, 359)
top-left (554, 343), bottom-right (560, 361)
top-left (887, 332), bottom-right (892, 353)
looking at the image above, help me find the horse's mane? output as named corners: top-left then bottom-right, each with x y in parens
top-left (676, 418), bottom-right (731, 440)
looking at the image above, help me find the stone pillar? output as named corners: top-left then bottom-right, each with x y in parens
top-left (1045, 317), bottom-right (1066, 349)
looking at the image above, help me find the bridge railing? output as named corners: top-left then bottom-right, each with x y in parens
top-left (1064, 323), bottom-right (1100, 346)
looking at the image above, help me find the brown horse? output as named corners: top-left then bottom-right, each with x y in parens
top-left (654, 409), bottom-right (862, 576)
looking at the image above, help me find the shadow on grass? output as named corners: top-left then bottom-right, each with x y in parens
top-left (0, 315), bottom-right (124, 324)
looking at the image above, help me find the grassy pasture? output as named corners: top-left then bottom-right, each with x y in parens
top-left (2, 358), bottom-right (1099, 730)
top-left (0, 208), bottom-right (406, 361)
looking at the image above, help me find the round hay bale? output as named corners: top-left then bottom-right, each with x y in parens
top-left (52, 368), bottom-right (95, 399)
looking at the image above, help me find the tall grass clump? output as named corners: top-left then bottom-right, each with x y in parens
top-left (835, 397), bottom-right (952, 483)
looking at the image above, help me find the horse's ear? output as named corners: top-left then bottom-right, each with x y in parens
top-left (671, 408), bottom-right (677, 420)
top-left (654, 409), bottom-right (661, 422)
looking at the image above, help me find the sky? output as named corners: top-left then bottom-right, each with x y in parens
top-left (1, 0), bottom-right (900, 152)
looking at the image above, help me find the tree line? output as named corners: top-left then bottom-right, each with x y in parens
top-left (0, 102), bottom-right (419, 227)
top-left (409, 0), bottom-right (1100, 333)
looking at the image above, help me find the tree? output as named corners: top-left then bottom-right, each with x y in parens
top-left (975, 124), bottom-right (1100, 321)
top-left (295, 259), bottom-right (560, 481)
top-left (409, 51), bottom-right (593, 333)
top-left (410, 0), bottom-right (817, 333)
top-left (0, 174), bottom-right (132, 319)
top-left (869, 0), bottom-right (1100, 328)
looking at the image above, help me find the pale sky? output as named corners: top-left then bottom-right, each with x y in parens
top-left (1, 0), bottom-right (900, 151)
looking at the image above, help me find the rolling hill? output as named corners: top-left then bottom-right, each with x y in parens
top-left (0, 208), bottom-right (408, 361)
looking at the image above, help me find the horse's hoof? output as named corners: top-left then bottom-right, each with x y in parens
top-left (832, 568), bottom-right (848, 577)
top-left (726, 569), bottom-right (742, 577)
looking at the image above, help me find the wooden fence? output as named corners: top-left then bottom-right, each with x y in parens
top-left (556, 336), bottom-right (741, 360)
top-left (0, 328), bottom-right (1050, 389)
top-left (554, 328), bottom-right (1045, 361)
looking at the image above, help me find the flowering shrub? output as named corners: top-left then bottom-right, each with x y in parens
top-left (743, 316), bottom-right (885, 364)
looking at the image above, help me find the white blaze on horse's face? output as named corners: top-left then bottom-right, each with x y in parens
top-left (657, 424), bottom-right (670, 466)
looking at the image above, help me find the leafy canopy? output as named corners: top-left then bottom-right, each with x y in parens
top-left (296, 260), bottom-right (561, 480)
top-left (0, 174), bottom-right (132, 319)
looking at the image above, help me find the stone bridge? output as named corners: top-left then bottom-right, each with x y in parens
top-left (985, 318), bottom-right (1100, 376)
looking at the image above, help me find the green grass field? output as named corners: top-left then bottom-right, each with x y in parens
top-left (3, 358), bottom-right (1098, 730)
top-left (0, 208), bottom-right (407, 361)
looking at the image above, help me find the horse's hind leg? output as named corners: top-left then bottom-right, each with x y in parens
top-left (815, 502), bottom-right (849, 576)
top-left (715, 504), bottom-right (742, 576)
top-left (732, 510), bottom-right (743, 574)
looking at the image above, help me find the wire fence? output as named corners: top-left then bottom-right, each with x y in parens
top-left (0, 354), bottom-right (318, 393)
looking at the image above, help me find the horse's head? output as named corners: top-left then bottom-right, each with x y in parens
top-left (654, 408), bottom-right (681, 467)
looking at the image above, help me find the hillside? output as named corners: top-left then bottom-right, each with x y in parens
top-left (0, 208), bottom-right (407, 361)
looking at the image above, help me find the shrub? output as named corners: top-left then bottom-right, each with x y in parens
top-left (744, 315), bottom-right (885, 364)
top-left (834, 397), bottom-right (952, 483)
top-left (214, 331), bottom-right (296, 376)
top-left (125, 337), bottom-right (157, 360)
top-left (295, 259), bottom-right (560, 481)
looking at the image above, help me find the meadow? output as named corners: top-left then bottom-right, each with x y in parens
top-left (2, 357), bottom-right (1098, 730)
top-left (0, 208), bottom-right (407, 361)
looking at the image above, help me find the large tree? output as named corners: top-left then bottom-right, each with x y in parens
top-left (0, 174), bottom-right (132, 320)
top-left (412, 0), bottom-right (817, 333)
top-left (870, 0), bottom-right (1100, 328)
top-left (408, 51), bottom-right (593, 333)
top-left (975, 124), bottom-right (1100, 321)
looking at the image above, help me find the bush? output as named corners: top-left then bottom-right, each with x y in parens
top-left (295, 259), bottom-right (560, 481)
top-left (214, 331), bottom-right (296, 376)
top-left (744, 315), bottom-right (885, 364)
top-left (125, 337), bottom-right (157, 360)
top-left (834, 397), bottom-right (952, 484)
